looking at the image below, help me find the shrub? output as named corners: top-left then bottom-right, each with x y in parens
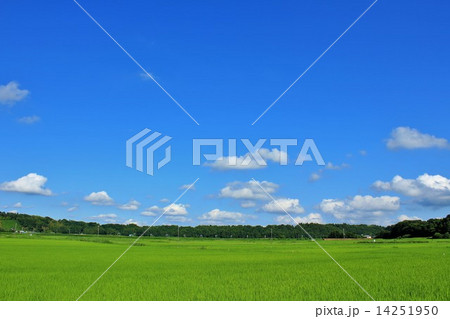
top-left (433, 232), bottom-right (443, 239)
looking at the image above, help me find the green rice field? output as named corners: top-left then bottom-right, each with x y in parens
top-left (0, 233), bottom-right (448, 301)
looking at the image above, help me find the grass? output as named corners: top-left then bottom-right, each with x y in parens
top-left (0, 233), bottom-right (448, 301)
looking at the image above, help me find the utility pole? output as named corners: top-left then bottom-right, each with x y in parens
top-left (271, 228), bottom-right (273, 240)
top-left (343, 228), bottom-right (345, 239)
top-left (98, 224), bottom-right (100, 236)
top-left (178, 225), bottom-right (180, 241)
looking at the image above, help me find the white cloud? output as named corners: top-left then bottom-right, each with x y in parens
top-left (84, 191), bottom-right (114, 206)
top-left (141, 211), bottom-right (157, 217)
top-left (309, 162), bottom-right (349, 182)
top-left (359, 150), bottom-right (367, 156)
top-left (219, 180), bottom-right (279, 200)
top-left (13, 202), bottom-right (22, 208)
top-left (397, 214), bottom-right (422, 222)
top-left (88, 214), bottom-right (117, 223)
top-left (206, 155), bottom-right (262, 170)
top-left (180, 184), bottom-right (195, 191)
top-left (159, 198), bottom-right (170, 203)
top-left (240, 200), bottom-right (256, 208)
top-left (18, 115), bottom-right (40, 124)
top-left (118, 200), bottom-right (141, 211)
top-left (348, 195), bottom-right (400, 211)
top-left (199, 208), bottom-right (248, 224)
top-left (0, 81), bottom-right (29, 105)
top-left (309, 172), bottom-right (322, 182)
top-left (262, 198), bottom-right (305, 214)
top-left (386, 127), bottom-right (449, 150)
top-left (258, 148), bottom-right (288, 164)
top-left (124, 219), bottom-right (144, 226)
top-left (275, 213), bottom-right (323, 225)
top-left (164, 203), bottom-right (189, 216)
top-left (319, 195), bottom-right (400, 224)
top-left (205, 148), bottom-right (288, 170)
top-left (61, 202), bottom-right (78, 212)
top-left (140, 205), bottom-right (160, 216)
top-left (0, 173), bottom-right (52, 196)
top-left (373, 173), bottom-right (450, 206)
top-left (148, 205), bottom-right (161, 212)
top-left (325, 162), bottom-right (348, 170)
top-left (141, 203), bottom-right (190, 217)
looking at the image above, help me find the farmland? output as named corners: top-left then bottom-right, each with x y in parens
top-left (0, 233), bottom-right (448, 301)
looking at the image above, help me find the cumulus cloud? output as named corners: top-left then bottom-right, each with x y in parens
top-left (124, 219), bottom-right (144, 226)
top-left (18, 115), bottom-right (40, 124)
top-left (164, 203), bottom-right (189, 216)
top-left (397, 214), bottom-right (422, 222)
top-left (159, 198), bottom-right (170, 203)
top-left (88, 214), bottom-right (117, 223)
top-left (199, 209), bottom-right (249, 224)
top-left (13, 202), bottom-right (22, 208)
top-left (84, 191), bottom-right (114, 206)
top-left (319, 195), bottom-right (400, 224)
top-left (373, 173), bottom-right (450, 206)
top-left (309, 162), bottom-right (349, 182)
top-left (140, 205), bottom-right (160, 216)
top-left (118, 200), bottom-right (141, 211)
top-left (386, 127), bottom-right (449, 150)
top-left (0, 81), bottom-right (29, 105)
top-left (258, 148), bottom-right (289, 164)
top-left (141, 203), bottom-right (189, 217)
top-left (219, 180), bottom-right (279, 201)
top-left (205, 148), bottom-right (288, 170)
top-left (0, 173), bottom-right (52, 196)
top-left (261, 198), bottom-right (305, 214)
top-left (275, 213), bottom-right (323, 225)
top-left (140, 203), bottom-right (191, 224)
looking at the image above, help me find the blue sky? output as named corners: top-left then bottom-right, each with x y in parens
top-left (1, 0), bottom-right (449, 227)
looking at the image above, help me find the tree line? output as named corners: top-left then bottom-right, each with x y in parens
top-left (1, 211), bottom-right (448, 239)
top-left (0, 211), bottom-right (385, 238)
top-left (379, 214), bottom-right (450, 239)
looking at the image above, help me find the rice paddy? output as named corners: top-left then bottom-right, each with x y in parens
top-left (0, 233), bottom-right (448, 301)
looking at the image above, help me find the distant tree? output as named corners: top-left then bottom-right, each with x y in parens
top-left (433, 232), bottom-right (443, 239)
top-left (327, 230), bottom-right (344, 238)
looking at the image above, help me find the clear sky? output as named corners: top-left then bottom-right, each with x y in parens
top-left (1, 0), bottom-right (449, 227)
